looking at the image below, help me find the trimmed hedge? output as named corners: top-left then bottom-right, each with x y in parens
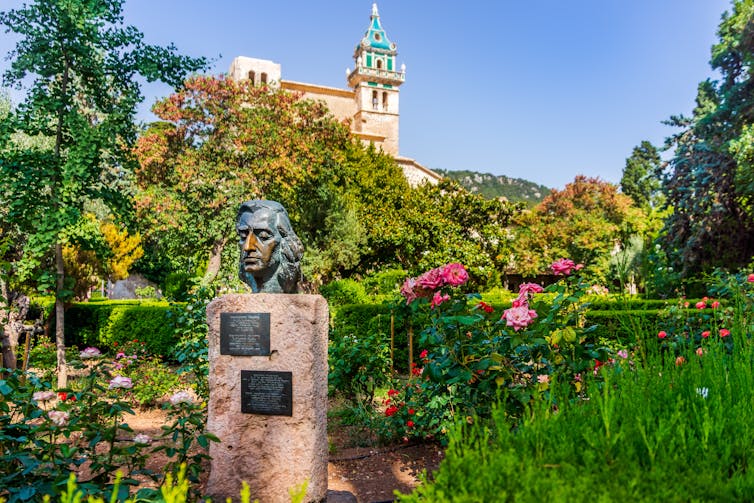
top-left (61, 301), bottom-right (181, 358)
top-left (584, 309), bottom-right (663, 344)
top-left (332, 302), bottom-right (414, 374)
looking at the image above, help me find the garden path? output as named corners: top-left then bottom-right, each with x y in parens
top-left (126, 407), bottom-right (444, 503)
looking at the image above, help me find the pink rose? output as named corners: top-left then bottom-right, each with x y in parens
top-left (695, 301), bottom-right (706, 309)
top-left (430, 291), bottom-right (450, 309)
top-left (551, 258), bottom-right (577, 275)
top-left (501, 304), bottom-right (538, 331)
top-left (748, 273), bottom-right (754, 283)
top-left (400, 277), bottom-right (419, 304)
top-left (711, 301), bottom-right (720, 309)
top-left (658, 331), bottom-right (667, 339)
top-left (417, 267), bottom-right (445, 290)
top-left (701, 330), bottom-right (710, 338)
top-left (720, 328), bottom-right (730, 337)
top-left (441, 263), bottom-right (469, 287)
top-left (518, 282), bottom-right (544, 297)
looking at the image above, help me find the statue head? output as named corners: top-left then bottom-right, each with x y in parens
top-left (236, 200), bottom-right (303, 293)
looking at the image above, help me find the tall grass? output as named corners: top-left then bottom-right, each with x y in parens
top-left (399, 276), bottom-right (754, 502)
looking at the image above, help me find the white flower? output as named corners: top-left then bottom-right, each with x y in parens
top-left (48, 410), bottom-right (69, 427)
top-left (32, 391), bottom-right (57, 402)
top-left (170, 390), bottom-right (193, 406)
top-left (79, 347), bottom-right (102, 359)
top-left (696, 387), bottom-right (709, 399)
top-left (133, 433), bottom-right (151, 445)
top-left (109, 376), bottom-right (133, 389)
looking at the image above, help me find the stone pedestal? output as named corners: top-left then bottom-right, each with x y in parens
top-left (205, 294), bottom-right (328, 503)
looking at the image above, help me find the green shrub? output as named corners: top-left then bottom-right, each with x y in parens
top-left (119, 356), bottom-right (182, 407)
top-left (332, 302), bottom-right (414, 374)
top-left (362, 268), bottom-right (407, 297)
top-left (399, 270), bottom-right (754, 502)
top-left (319, 279), bottom-right (368, 309)
top-left (329, 303), bottom-right (394, 400)
top-left (63, 301), bottom-right (179, 358)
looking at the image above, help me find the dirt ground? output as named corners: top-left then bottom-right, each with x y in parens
top-left (126, 407), bottom-right (444, 503)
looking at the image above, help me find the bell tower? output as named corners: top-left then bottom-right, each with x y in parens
top-left (347, 3), bottom-right (405, 156)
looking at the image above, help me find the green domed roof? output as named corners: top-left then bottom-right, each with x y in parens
top-left (359, 3), bottom-right (395, 52)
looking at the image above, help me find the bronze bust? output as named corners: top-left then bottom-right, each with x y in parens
top-left (236, 200), bottom-right (303, 293)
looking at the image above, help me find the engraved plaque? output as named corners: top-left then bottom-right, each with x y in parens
top-left (220, 313), bottom-right (270, 356)
top-left (241, 370), bottom-right (293, 416)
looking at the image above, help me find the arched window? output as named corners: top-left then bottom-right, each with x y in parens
top-left (382, 92), bottom-right (388, 111)
top-left (248, 71), bottom-right (256, 84)
top-left (372, 90), bottom-right (379, 110)
top-left (376, 59), bottom-right (383, 70)
top-left (261, 72), bottom-right (268, 84)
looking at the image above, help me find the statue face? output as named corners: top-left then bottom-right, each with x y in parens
top-left (237, 208), bottom-right (280, 275)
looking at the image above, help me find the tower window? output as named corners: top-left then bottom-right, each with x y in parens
top-left (261, 72), bottom-right (268, 84)
top-left (374, 33), bottom-right (381, 42)
top-left (248, 71), bottom-right (255, 84)
top-left (376, 59), bottom-right (383, 70)
top-left (382, 92), bottom-right (388, 111)
top-left (372, 90), bottom-right (379, 110)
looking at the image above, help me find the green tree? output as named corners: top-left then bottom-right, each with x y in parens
top-left (0, 0), bottom-right (206, 385)
top-left (620, 140), bottom-right (662, 209)
top-left (133, 76), bottom-right (409, 289)
top-left (390, 179), bottom-right (521, 288)
top-left (660, 0), bottom-right (754, 278)
top-left (512, 176), bottom-right (648, 285)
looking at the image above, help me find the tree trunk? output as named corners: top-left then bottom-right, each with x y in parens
top-left (0, 280), bottom-right (29, 371)
top-left (54, 59), bottom-right (70, 389)
top-left (55, 242), bottom-right (67, 388)
top-left (201, 237), bottom-right (228, 286)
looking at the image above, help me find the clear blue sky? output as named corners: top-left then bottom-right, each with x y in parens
top-left (0, 0), bottom-right (732, 189)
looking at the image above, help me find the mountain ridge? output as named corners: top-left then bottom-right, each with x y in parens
top-left (436, 169), bottom-right (551, 206)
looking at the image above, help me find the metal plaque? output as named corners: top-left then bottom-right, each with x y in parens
top-left (220, 313), bottom-right (270, 356)
top-left (241, 370), bottom-right (293, 416)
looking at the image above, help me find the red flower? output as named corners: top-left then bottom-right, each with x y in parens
top-left (408, 408), bottom-right (415, 415)
top-left (407, 420), bottom-right (415, 428)
top-left (594, 359), bottom-right (603, 370)
top-left (720, 328), bottom-right (731, 337)
top-left (701, 330), bottom-right (711, 338)
top-left (711, 301), bottom-right (720, 309)
top-left (748, 273), bottom-right (754, 283)
top-left (695, 301), bottom-right (706, 310)
top-left (419, 349), bottom-right (428, 359)
top-left (476, 301), bottom-right (495, 313)
top-left (387, 389), bottom-right (399, 397)
top-left (658, 331), bottom-right (667, 339)
top-left (385, 405), bottom-right (399, 417)
top-left (57, 392), bottom-right (76, 402)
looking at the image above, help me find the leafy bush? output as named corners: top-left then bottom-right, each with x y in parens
top-left (378, 261), bottom-right (611, 443)
top-left (0, 360), bottom-right (217, 502)
top-left (63, 301), bottom-right (179, 358)
top-left (169, 287), bottom-right (214, 400)
top-left (329, 329), bottom-right (391, 403)
top-left (399, 270), bottom-right (754, 502)
top-left (117, 355), bottom-right (182, 407)
top-left (362, 268), bottom-right (407, 297)
top-left (319, 279), bottom-right (368, 309)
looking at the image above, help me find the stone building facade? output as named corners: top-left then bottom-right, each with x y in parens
top-left (228, 4), bottom-right (441, 186)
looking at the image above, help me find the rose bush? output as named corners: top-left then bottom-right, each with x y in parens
top-left (381, 260), bottom-right (610, 442)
